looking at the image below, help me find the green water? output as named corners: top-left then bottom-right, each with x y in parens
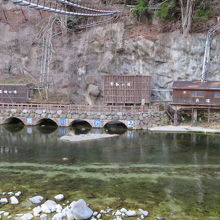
top-left (0, 125), bottom-right (220, 219)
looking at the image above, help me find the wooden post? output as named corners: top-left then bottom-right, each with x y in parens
top-left (174, 108), bottom-right (178, 126)
top-left (192, 108), bottom-right (198, 124)
top-left (207, 108), bottom-right (210, 123)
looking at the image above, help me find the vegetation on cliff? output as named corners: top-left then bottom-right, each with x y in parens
top-left (132, 0), bottom-right (219, 34)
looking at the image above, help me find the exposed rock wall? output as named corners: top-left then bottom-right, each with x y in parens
top-left (1, 1), bottom-right (220, 104)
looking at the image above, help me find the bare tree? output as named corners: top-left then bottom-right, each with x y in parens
top-left (179, 0), bottom-right (195, 36)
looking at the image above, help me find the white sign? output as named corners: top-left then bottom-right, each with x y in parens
top-left (127, 120), bottom-right (134, 128)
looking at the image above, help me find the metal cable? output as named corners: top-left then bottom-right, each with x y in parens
top-left (56, 0), bottom-right (118, 14)
top-left (10, 0), bottom-right (119, 17)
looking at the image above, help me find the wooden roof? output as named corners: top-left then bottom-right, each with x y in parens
top-left (173, 81), bottom-right (220, 91)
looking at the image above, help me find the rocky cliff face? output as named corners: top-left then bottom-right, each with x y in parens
top-left (1, 1), bottom-right (220, 104)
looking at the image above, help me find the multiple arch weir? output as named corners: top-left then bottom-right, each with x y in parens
top-left (2, 117), bottom-right (128, 132)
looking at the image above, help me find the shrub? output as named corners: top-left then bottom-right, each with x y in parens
top-left (156, 0), bottom-right (178, 22)
top-left (193, 1), bottom-right (213, 22)
top-left (132, 0), bottom-right (149, 20)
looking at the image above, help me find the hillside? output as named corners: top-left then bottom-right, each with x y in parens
top-left (1, 0), bottom-right (220, 104)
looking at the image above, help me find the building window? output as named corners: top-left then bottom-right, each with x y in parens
top-left (192, 91), bottom-right (205, 97)
top-left (214, 91), bottom-right (220, 98)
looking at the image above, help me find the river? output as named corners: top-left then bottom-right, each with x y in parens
top-left (0, 125), bottom-right (219, 219)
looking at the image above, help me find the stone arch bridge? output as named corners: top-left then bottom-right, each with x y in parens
top-left (0, 103), bottom-right (168, 130)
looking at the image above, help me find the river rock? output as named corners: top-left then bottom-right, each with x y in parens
top-left (15, 191), bottom-right (22, 197)
top-left (93, 211), bottom-right (98, 217)
top-left (41, 200), bottom-right (57, 213)
top-left (29, 196), bottom-right (44, 204)
top-left (157, 217), bottom-right (165, 220)
top-left (33, 206), bottom-right (41, 216)
top-left (21, 213), bottom-right (33, 220)
top-left (120, 208), bottom-right (127, 213)
top-left (39, 214), bottom-right (47, 219)
top-left (56, 204), bottom-right (63, 213)
top-left (0, 198), bottom-right (8, 204)
top-left (138, 209), bottom-right (149, 216)
top-left (3, 212), bottom-right (9, 216)
top-left (52, 213), bottom-right (64, 220)
top-left (125, 210), bottom-right (136, 217)
top-left (10, 196), bottom-right (19, 204)
top-left (54, 194), bottom-right (65, 201)
top-left (115, 210), bottom-right (121, 216)
top-left (70, 199), bottom-right (93, 220)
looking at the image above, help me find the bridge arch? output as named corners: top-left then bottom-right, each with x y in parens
top-left (104, 120), bottom-right (127, 134)
top-left (70, 119), bottom-right (92, 129)
top-left (4, 117), bottom-right (25, 125)
top-left (70, 119), bottom-right (92, 134)
top-left (37, 118), bottom-right (58, 127)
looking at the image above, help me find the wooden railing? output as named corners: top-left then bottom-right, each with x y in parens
top-left (0, 103), bottom-right (145, 113)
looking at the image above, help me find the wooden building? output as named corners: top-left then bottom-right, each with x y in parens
top-left (102, 75), bottom-right (151, 105)
top-left (0, 84), bottom-right (33, 103)
top-left (172, 81), bottom-right (220, 106)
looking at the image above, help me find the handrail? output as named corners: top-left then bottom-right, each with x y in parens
top-left (0, 103), bottom-right (145, 113)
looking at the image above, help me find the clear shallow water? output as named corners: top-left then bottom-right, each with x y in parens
top-left (0, 125), bottom-right (220, 219)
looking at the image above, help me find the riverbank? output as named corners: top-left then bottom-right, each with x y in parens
top-left (149, 125), bottom-right (220, 133)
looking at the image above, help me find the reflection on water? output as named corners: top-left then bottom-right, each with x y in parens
top-left (0, 126), bottom-right (219, 218)
top-left (36, 125), bottom-right (58, 134)
top-left (3, 124), bottom-right (24, 133)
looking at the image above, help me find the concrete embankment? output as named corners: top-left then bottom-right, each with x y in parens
top-left (149, 125), bottom-right (220, 133)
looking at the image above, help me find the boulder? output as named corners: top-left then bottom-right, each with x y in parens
top-left (70, 199), bottom-right (93, 220)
